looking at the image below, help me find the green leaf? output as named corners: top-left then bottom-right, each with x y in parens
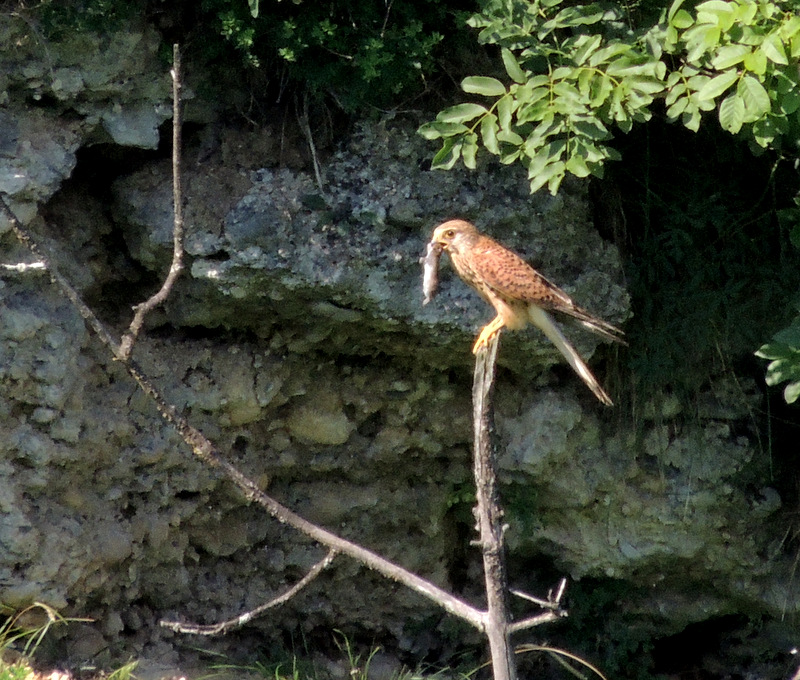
top-left (751, 115), bottom-right (778, 147)
top-left (517, 98), bottom-right (550, 125)
top-left (501, 48), bottom-right (527, 84)
top-left (697, 70), bottom-right (738, 101)
top-left (497, 129), bottom-right (524, 145)
top-left (665, 79), bottom-right (686, 106)
top-left (779, 87), bottom-right (800, 115)
top-left (480, 114), bottom-right (500, 154)
top-left (462, 134), bottom-right (479, 170)
top-left (682, 106), bottom-right (702, 131)
top-left (497, 94), bottom-right (516, 129)
top-left (696, 0), bottom-right (735, 31)
top-left (566, 152), bottom-right (591, 177)
top-left (743, 48), bottom-right (767, 74)
top-left (762, 32), bottom-right (788, 65)
top-left (590, 74), bottom-right (613, 106)
top-left (605, 56), bottom-right (658, 78)
top-left (738, 74), bottom-right (771, 118)
top-left (525, 138), bottom-right (565, 176)
top-left (499, 149), bottom-right (521, 164)
top-left (667, 0), bottom-right (686, 24)
top-left (672, 9), bottom-right (695, 29)
top-left (577, 68), bottom-right (593, 97)
top-left (547, 166), bottom-right (566, 194)
top-left (719, 92), bottom-right (745, 133)
top-left (733, 1), bottom-right (757, 25)
top-left (764, 353), bottom-right (800, 385)
top-left (551, 80), bottom-right (584, 113)
top-left (627, 76), bottom-right (666, 96)
top-left (685, 24), bottom-right (721, 63)
top-left (462, 76), bottom-right (507, 97)
top-left (572, 117), bottom-right (610, 140)
top-left (437, 103), bottom-right (489, 124)
top-left (589, 43), bottom-right (632, 67)
top-left (431, 138), bottom-right (462, 170)
top-left (517, 85), bottom-right (550, 108)
top-left (784, 381), bottom-right (800, 404)
top-left (572, 34), bottom-right (603, 66)
top-left (529, 116), bottom-right (562, 144)
top-left (710, 44), bottom-right (750, 69)
top-left (780, 15), bottom-right (800, 43)
top-left (418, 121), bottom-right (469, 140)
top-left (666, 96), bottom-right (689, 119)
top-left (248, 0), bottom-right (259, 18)
top-left (756, 341), bottom-right (796, 361)
top-left (530, 159), bottom-right (566, 194)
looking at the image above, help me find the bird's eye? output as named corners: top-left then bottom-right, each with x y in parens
top-left (445, 229), bottom-right (455, 239)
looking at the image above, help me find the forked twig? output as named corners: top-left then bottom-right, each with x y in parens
top-left (160, 548), bottom-right (338, 635)
top-left (119, 43), bottom-right (186, 360)
top-left (511, 577), bottom-right (568, 610)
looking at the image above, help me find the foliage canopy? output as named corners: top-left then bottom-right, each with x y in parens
top-left (420, 0), bottom-right (800, 194)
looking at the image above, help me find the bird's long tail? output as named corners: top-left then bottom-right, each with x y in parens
top-left (528, 305), bottom-right (614, 406)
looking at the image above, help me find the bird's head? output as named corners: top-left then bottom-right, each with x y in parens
top-left (430, 219), bottom-right (479, 255)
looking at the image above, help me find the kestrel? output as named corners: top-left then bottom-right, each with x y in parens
top-left (428, 219), bottom-right (625, 406)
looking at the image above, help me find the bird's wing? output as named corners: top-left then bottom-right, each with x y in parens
top-left (470, 241), bottom-right (573, 307)
top-left (471, 241), bottom-right (625, 344)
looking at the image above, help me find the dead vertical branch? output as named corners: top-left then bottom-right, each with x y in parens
top-left (119, 43), bottom-right (186, 360)
top-left (296, 93), bottom-right (324, 193)
top-left (472, 332), bottom-right (517, 680)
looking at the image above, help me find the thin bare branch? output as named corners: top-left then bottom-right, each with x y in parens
top-left (160, 548), bottom-right (338, 635)
top-left (507, 610), bottom-right (566, 634)
top-left (1, 261), bottom-right (46, 272)
top-left (119, 43), bottom-right (186, 360)
top-left (510, 577), bottom-right (568, 611)
top-left (296, 93), bottom-right (324, 193)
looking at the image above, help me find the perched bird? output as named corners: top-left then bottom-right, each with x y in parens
top-left (429, 219), bottom-right (625, 406)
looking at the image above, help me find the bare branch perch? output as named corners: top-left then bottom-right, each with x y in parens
top-left (472, 332), bottom-right (517, 680)
top-left (160, 548), bottom-right (338, 635)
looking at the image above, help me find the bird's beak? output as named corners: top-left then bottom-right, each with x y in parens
top-left (430, 233), bottom-right (447, 249)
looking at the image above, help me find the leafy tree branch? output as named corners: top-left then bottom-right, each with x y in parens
top-left (420, 0), bottom-right (800, 194)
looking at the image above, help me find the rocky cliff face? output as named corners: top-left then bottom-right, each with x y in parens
top-left (0, 13), bottom-right (794, 679)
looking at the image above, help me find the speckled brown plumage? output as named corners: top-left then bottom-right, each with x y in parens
top-left (429, 219), bottom-right (624, 405)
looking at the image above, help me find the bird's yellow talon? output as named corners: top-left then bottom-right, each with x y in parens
top-left (472, 319), bottom-right (504, 354)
